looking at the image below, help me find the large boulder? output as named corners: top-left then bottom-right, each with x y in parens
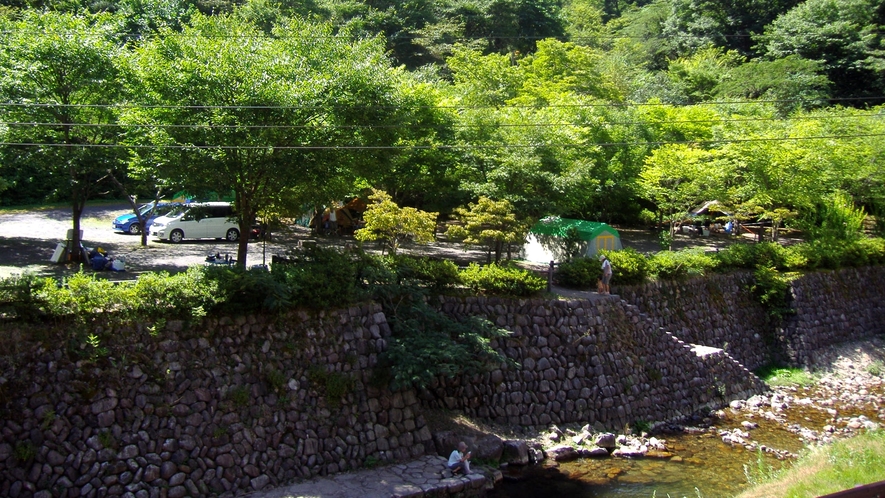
top-left (547, 445), bottom-right (579, 462)
top-left (501, 440), bottom-right (529, 465)
top-left (594, 433), bottom-right (616, 450)
top-left (474, 435), bottom-right (504, 461)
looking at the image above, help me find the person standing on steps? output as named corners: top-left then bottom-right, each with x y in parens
top-left (448, 442), bottom-right (472, 475)
top-left (600, 254), bottom-right (612, 295)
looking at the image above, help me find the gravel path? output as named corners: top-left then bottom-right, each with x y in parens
top-left (0, 203), bottom-right (493, 280)
top-left (0, 202), bottom-right (762, 281)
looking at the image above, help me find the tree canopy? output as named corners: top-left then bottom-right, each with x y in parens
top-left (1, 0), bottom-right (884, 248)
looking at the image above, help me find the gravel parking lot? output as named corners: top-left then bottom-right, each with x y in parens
top-left (0, 202), bottom-right (490, 280)
top-left (0, 202), bottom-right (744, 281)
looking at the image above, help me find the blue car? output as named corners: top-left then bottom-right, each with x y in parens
top-left (112, 202), bottom-right (181, 235)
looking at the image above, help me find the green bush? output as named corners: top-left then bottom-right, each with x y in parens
top-left (203, 266), bottom-right (290, 314)
top-left (0, 272), bottom-right (49, 320)
top-left (390, 255), bottom-right (461, 290)
top-left (377, 297), bottom-right (512, 390)
top-left (715, 242), bottom-right (791, 271)
top-left (274, 246), bottom-right (362, 308)
top-left (459, 263), bottom-right (545, 296)
top-left (556, 257), bottom-right (599, 288)
top-left (649, 249), bottom-right (718, 280)
top-left (751, 266), bottom-right (795, 319)
top-left (132, 267), bottom-right (221, 317)
top-left (605, 248), bottom-right (649, 285)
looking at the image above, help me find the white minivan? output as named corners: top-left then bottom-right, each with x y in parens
top-left (150, 202), bottom-right (240, 243)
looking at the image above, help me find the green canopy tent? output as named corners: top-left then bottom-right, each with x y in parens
top-left (521, 216), bottom-right (622, 263)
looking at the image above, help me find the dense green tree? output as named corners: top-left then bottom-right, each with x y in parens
top-left (125, 15), bottom-right (406, 266)
top-left (0, 11), bottom-right (127, 260)
top-left (661, 0), bottom-right (802, 56)
top-left (446, 196), bottom-right (529, 262)
top-left (639, 144), bottom-right (725, 246)
top-left (354, 189), bottom-right (438, 254)
top-left (715, 55), bottom-right (831, 116)
top-left (755, 0), bottom-right (885, 103)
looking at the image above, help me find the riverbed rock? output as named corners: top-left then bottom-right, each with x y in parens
top-left (547, 445), bottom-right (579, 462)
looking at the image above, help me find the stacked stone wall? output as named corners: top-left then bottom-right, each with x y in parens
top-left (0, 304), bottom-right (432, 498)
top-left (3, 267), bottom-right (882, 497)
top-left (613, 272), bottom-right (772, 370)
top-left (426, 296), bottom-right (765, 430)
top-left (780, 266), bottom-right (885, 365)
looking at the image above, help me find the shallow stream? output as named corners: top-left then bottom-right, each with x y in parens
top-left (487, 383), bottom-right (884, 498)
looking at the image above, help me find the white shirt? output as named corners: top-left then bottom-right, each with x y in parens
top-left (448, 450), bottom-right (463, 466)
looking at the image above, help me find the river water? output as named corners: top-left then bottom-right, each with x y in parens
top-left (487, 381), bottom-right (885, 498)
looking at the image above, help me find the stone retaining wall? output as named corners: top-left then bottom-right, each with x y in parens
top-left (0, 305), bottom-right (433, 498)
top-left (613, 272), bottom-right (772, 370)
top-left (614, 266), bottom-right (885, 369)
top-left (779, 266), bottom-right (885, 365)
top-left (425, 295), bottom-right (765, 430)
top-left (2, 266), bottom-right (883, 497)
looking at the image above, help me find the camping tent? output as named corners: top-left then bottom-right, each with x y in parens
top-left (522, 216), bottom-right (622, 263)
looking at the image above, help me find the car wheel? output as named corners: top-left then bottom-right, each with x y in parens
top-left (170, 229), bottom-right (185, 243)
top-left (226, 228), bottom-right (239, 242)
top-left (128, 223), bottom-right (141, 235)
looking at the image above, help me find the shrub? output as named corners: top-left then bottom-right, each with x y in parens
top-left (556, 257), bottom-right (600, 288)
top-left (715, 242), bottom-right (792, 271)
top-left (649, 249), bottom-right (718, 280)
top-left (390, 255), bottom-right (461, 290)
top-left (132, 267), bottom-right (221, 318)
top-left (751, 265), bottom-right (795, 319)
top-left (0, 272), bottom-right (48, 320)
top-left (377, 297), bottom-right (512, 390)
top-left (459, 263), bottom-right (545, 297)
top-left (274, 246), bottom-right (362, 308)
top-left (605, 248), bottom-right (649, 285)
top-left (203, 266), bottom-right (289, 314)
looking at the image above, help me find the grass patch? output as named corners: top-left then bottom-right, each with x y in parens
top-left (755, 365), bottom-right (818, 387)
top-left (738, 430), bottom-right (885, 498)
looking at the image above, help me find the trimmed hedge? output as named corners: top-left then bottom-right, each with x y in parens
top-left (459, 262), bottom-right (546, 297)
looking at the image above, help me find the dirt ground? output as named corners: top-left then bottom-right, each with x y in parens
top-left (0, 202), bottom-right (753, 281)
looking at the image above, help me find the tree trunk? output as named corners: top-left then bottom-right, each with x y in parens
top-left (70, 194), bottom-right (86, 263)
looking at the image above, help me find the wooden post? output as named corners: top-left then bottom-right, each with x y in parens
top-left (548, 260), bottom-right (554, 292)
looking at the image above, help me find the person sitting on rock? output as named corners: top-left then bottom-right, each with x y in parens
top-left (447, 442), bottom-right (471, 475)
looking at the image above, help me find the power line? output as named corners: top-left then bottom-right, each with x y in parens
top-left (1, 112), bottom-right (883, 131)
top-left (2, 96), bottom-right (884, 111)
top-left (3, 132), bottom-right (883, 150)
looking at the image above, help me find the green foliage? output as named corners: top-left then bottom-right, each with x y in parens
top-left (750, 265), bottom-right (795, 319)
top-left (202, 266), bottom-right (290, 315)
top-left (274, 246), bottom-right (362, 309)
top-left (378, 295), bottom-right (512, 390)
top-left (0, 273), bottom-right (49, 321)
top-left (755, 365), bottom-right (818, 387)
top-left (264, 368), bottom-right (287, 393)
top-left (801, 191), bottom-right (867, 242)
top-left (459, 263), bottom-right (546, 297)
top-left (742, 429), bottom-right (885, 497)
top-left (307, 365), bottom-right (354, 407)
top-left (354, 189), bottom-right (438, 255)
top-left (23, 267), bottom-right (219, 324)
top-left (388, 255), bottom-right (461, 290)
top-left (554, 249), bottom-right (649, 289)
top-left (14, 441), bottom-right (36, 463)
top-left (446, 197), bottom-right (528, 263)
top-left (97, 430), bottom-right (116, 449)
top-left (556, 257), bottom-right (600, 288)
top-left (648, 249), bottom-right (718, 280)
top-left (715, 242), bottom-right (792, 271)
top-left (604, 248), bottom-right (649, 285)
top-left (228, 386), bottom-right (250, 407)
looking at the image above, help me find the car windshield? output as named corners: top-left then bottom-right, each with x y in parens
top-left (138, 204), bottom-right (156, 216)
top-left (166, 205), bottom-right (188, 217)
